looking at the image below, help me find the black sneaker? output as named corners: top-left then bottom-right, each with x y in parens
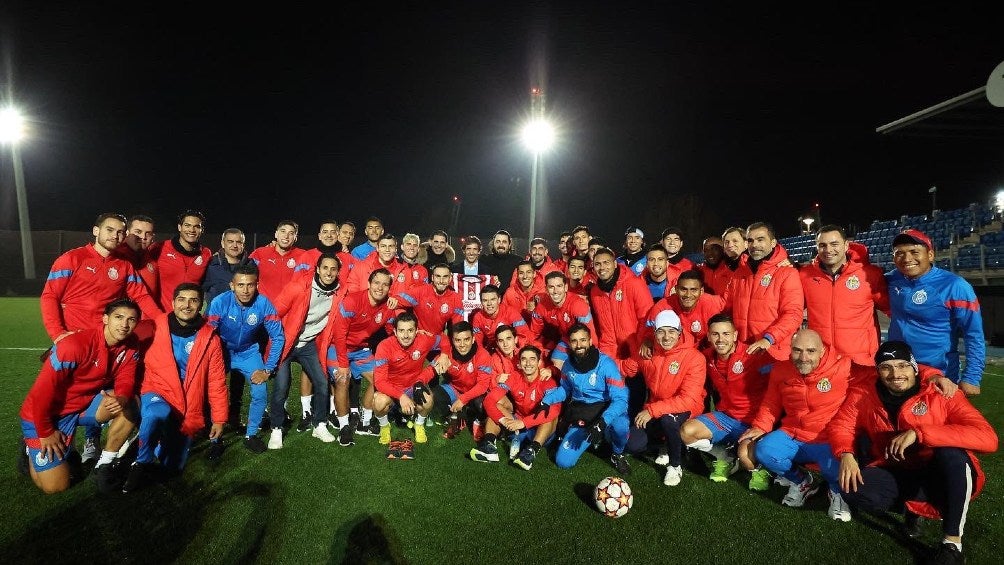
top-left (16, 439), bottom-right (29, 478)
top-left (243, 436), bottom-right (267, 454)
top-left (348, 412), bottom-right (361, 432)
top-left (513, 446), bottom-right (537, 471)
top-left (610, 453), bottom-right (632, 476)
top-left (93, 462), bottom-right (122, 494)
top-left (297, 412), bottom-right (312, 433)
top-left (338, 423), bottom-right (355, 447)
top-left (327, 412), bottom-right (341, 429)
top-left (900, 512), bottom-right (923, 539)
top-left (357, 417), bottom-right (380, 436)
top-left (122, 462), bottom-right (150, 493)
top-left (927, 543), bottom-right (965, 565)
top-left (206, 440), bottom-right (225, 461)
top-left (470, 440), bottom-right (500, 463)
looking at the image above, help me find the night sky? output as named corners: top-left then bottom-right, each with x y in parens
top-left (1, 4), bottom-right (1001, 250)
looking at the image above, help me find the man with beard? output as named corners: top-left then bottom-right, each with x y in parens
top-left (400, 263), bottom-right (464, 335)
top-left (148, 210), bottom-right (213, 311)
top-left (503, 261), bottom-right (543, 323)
top-left (698, 236), bottom-right (732, 296)
top-left (206, 264), bottom-right (285, 454)
top-left (527, 238), bottom-right (556, 283)
top-left (475, 343), bottom-right (559, 469)
top-left (724, 222), bottom-right (804, 362)
top-left (540, 324), bottom-right (631, 474)
top-left (351, 216), bottom-right (385, 261)
top-left (433, 321), bottom-right (494, 440)
top-left (589, 248), bottom-right (651, 361)
top-left (482, 229), bottom-right (523, 294)
top-left (122, 284), bottom-right (228, 492)
top-left (267, 254), bottom-right (345, 448)
top-left (326, 269), bottom-right (397, 445)
top-left (119, 214), bottom-right (159, 298)
top-left (471, 286), bottom-right (531, 353)
top-left (618, 227), bottom-right (648, 275)
top-left (641, 245), bottom-right (671, 302)
top-left (800, 225), bottom-right (889, 366)
top-left (552, 231), bottom-right (573, 274)
top-left (419, 230), bottom-right (455, 268)
top-left (528, 271), bottom-right (597, 370)
top-left (249, 220), bottom-right (308, 301)
top-left (204, 228), bottom-right (253, 306)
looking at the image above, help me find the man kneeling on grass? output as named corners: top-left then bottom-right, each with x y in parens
top-left (372, 312), bottom-right (450, 446)
top-left (122, 283), bottom-right (229, 493)
top-left (472, 344), bottom-right (560, 469)
top-left (19, 299), bottom-right (142, 494)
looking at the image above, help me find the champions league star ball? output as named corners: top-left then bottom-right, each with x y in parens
top-left (594, 476), bottom-right (633, 518)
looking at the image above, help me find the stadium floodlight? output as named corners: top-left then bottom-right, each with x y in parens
top-left (995, 190), bottom-right (1004, 212)
top-left (0, 107), bottom-right (25, 144)
top-left (0, 105), bottom-right (35, 279)
top-left (521, 119), bottom-right (555, 155)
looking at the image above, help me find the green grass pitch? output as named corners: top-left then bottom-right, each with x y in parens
top-left (0, 297), bottom-right (1001, 563)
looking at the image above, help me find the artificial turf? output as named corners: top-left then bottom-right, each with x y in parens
top-left (0, 297), bottom-right (1001, 564)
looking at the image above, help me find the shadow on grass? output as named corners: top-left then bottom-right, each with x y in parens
top-left (330, 513), bottom-right (408, 565)
top-left (574, 482), bottom-right (600, 514)
top-left (851, 510), bottom-right (934, 564)
top-left (1, 476), bottom-right (285, 563)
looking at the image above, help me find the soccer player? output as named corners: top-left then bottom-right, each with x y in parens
top-left (528, 271), bottom-right (596, 370)
top-left (118, 214), bottom-right (159, 298)
top-left (19, 299), bottom-right (141, 494)
top-left (474, 344), bottom-right (560, 469)
top-left (372, 312), bottom-right (451, 445)
top-left (398, 233), bottom-right (431, 292)
top-left (148, 210), bottom-right (212, 311)
top-left (268, 254), bottom-right (345, 448)
top-left (641, 270), bottom-right (726, 352)
top-left (886, 229), bottom-right (984, 395)
top-left (205, 264), bottom-right (285, 453)
top-left (40, 212), bottom-right (161, 344)
top-left (624, 310), bottom-right (706, 486)
top-left (122, 284), bottom-right (228, 492)
top-left (249, 220), bottom-right (308, 300)
top-left (697, 236), bottom-right (731, 296)
top-left (640, 244), bottom-right (671, 302)
top-left (617, 226), bottom-right (647, 275)
top-left (680, 313), bottom-right (771, 483)
top-left (566, 255), bottom-right (594, 299)
top-left (344, 233), bottom-right (409, 298)
top-left (203, 228), bottom-right (252, 307)
top-left (502, 261), bottom-right (543, 323)
top-left (540, 324), bottom-right (630, 474)
top-left (432, 321), bottom-right (494, 440)
top-left (660, 227), bottom-right (694, 290)
top-left (829, 341), bottom-right (997, 564)
top-left (399, 263), bottom-right (464, 335)
top-left (589, 248), bottom-right (651, 361)
top-left (470, 285), bottom-right (530, 353)
top-left (350, 216), bottom-right (385, 260)
top-left (326, 268), bottom-right (397, 446)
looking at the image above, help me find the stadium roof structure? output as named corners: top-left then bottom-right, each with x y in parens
top-left (876, 85), bottom-right (1004, 140)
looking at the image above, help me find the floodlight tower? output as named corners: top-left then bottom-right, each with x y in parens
top-left (523, 86), bottom-right (553, 242)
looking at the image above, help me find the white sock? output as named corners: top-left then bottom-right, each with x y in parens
top-left (377, 415), bottom-right (389, 426)
top-left (300, 396), bottom-right (311, 415)
top-left (96, 450), bottom-right (117, 466)
top-left (329, 396), bottom-right (336, 414)
top-left (362, 408), bottom-right (373, 422)
top-left (338, 415), bottom-right (349, 428)
top-left (415, 414), bottom-right (427, 425)
top-left (687, 438), bottom-right (713, 452)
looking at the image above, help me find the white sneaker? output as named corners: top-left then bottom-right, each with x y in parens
top-left (312, 422), bottom-right (336, 443)
top-left (663, 465), bottom-right (683, 486)
top-left (81, 437), bottom-right (99, 463)
top-left (774, 475), bottom-right (793, 487)
top-left (782, 476), bottom-right (820, 507)
top-left (827, 491), bottom-right (852, 522)
top-left (653, 447), bottom-right (669, 466)
top-left (267, 428), bottom-right (283, 450)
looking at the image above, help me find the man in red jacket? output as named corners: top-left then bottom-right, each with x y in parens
top-left (698, 236), bottom-right (732, 296)
top-left (19, 299), bottom-right (141, 494)
top-left (800, 225), bottom-right (889, 365)
top-left (624, 310), bottom-right (706, 487)
top-left (432, 321), bottom-right (494, 440)
top-left (249, 219), bottom-right (308, 301)
top-left (122, 283), bottom-right (228, 493)
top-left (147, 210), bottom-right (213, 311)
top-left (470, 285), bottom-right (531, 353)
top-left (739, 329), bottom-right (867, 520)
top-left (590, 248), bottom-right (651, 361)
top-left (641, 270), bottom-right (726, 353)
top-left (830, 341), bottom-right (997, 564)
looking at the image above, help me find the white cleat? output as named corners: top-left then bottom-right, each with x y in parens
top-left (663, 465), bottom-right (683, 486)
top-left (267, 428), bottom-right (283, 450)
top-left (827, 491), bottom-right (852, 522)
top-left (312, 423), bottom-right (337, 443)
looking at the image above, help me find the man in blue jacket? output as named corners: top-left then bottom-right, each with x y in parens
top-left (541, 323), bottom-right (631, 475)
top-left (886, 229), bottom-right (984, 396)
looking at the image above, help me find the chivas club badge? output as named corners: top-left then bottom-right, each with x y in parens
top-left (286, 258), bottom-right (296, 268)
top-left (246, 313), bottom-right (258, 325)
top-left (912, 290), bottom-right (927, 305)
top-left (107, 267), bottom-right (119, 280)
top-left (760, 273), bottom-right (772, 287)
top-left (466, 362), bottom-right (474, 373)
top-left (690, 320), bottom-right (701, 333)
top-left (668, 361), bottom-right (680, 375)
top-left (589, 373), bottom-right (597, 386)
top-left (845, 275), bottom-right (860, 290)
top-left (412, 350), bottom-right (421, 360)
top-left (398, 273), bottom-right (405, 283)
top-left (816, 378), bottom-right (831, 393)
top-left (732, 361), bottom-right (744, 374)
top-left (374, 312), bottom-right (383, 324)
top-left (615, 290), bottom-right (623, 302)
top-left (440, 303), bottom-right (449, 314)
top-left (194, 255), bottom-right (204, 266)
top-left (911, 401), bottom-right (928, 416)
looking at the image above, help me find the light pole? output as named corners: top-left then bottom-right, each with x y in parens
top-left (0, 106), bottom-right (34, 279)
top-left (521, 118), bottom-right (554, 242)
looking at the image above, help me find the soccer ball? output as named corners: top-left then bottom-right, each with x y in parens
top-left (594, 476), bottom-right (633, 518)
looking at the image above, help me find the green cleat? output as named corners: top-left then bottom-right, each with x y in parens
top-left (710, 459), bottom-right (737, 483)
top-left (748, 468), bottom-right (771, 491)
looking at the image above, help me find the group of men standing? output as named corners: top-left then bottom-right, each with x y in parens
top-left (18, 211), bottom-right (997, 565)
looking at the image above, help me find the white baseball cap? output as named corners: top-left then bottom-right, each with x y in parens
top-left (654, 310), bottom-right (682, 332)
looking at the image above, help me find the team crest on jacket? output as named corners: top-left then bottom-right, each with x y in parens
top-left (107, 267), bottom-right (119, 281)
top-left (468, 288), bottom-right (476, 299)
top-left (732, 360), bottom-right (744, 374)
top-left (185, 341), bottom-right (195, 354)
top-left (286, 258), bottom-right (296, 269)
top-left (589, 372), bottom-right (597, 386)
top-left (615, 290), bottom-right (623, 302)
top-left (816, 378), bottom-right (831, 393)
top-left (911, 401), bottom-right (928, 416)
top-left (115, 351), bottom-right (127, 365)
top-left (194, 255), bottom-right (204, 266)
top-left (412, 350), bottom-right (421, 360)
top-left (845, 275), bottom-right (860, 290)
top-left (397, 273), bottom-right (405, 283)
top-left (668, 361), bottom-right (680, 375)
top-left (530, 390), bottom-right (537, 402)
top-left (246, 313), bottom-right (258, 325)
top-left (413, 271), bottom-right (420, 280)
top-left (375, 312), bottom-right (383, 324)
top-left (466, 362), bottom-right (474, 373)
top-left (440, 303), bottom-right (449, 314)
top-left (146, 262), bottom-right (155, 272)
top-left (563, 312), bottom-right (570, 323)
top-left (691, 320), bottom-right (701, 333)
top-left (912, 290), bottom-right (927, 305)
top-left (760, 274), bottom-right (772, 287)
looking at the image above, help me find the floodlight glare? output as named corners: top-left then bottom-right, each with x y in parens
top-left (0, 107), bottom-right (25, 144)
top-left (521, 119), bottom-right (554, 154)
top-left (995, 190), bottom-right (1004, 211)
